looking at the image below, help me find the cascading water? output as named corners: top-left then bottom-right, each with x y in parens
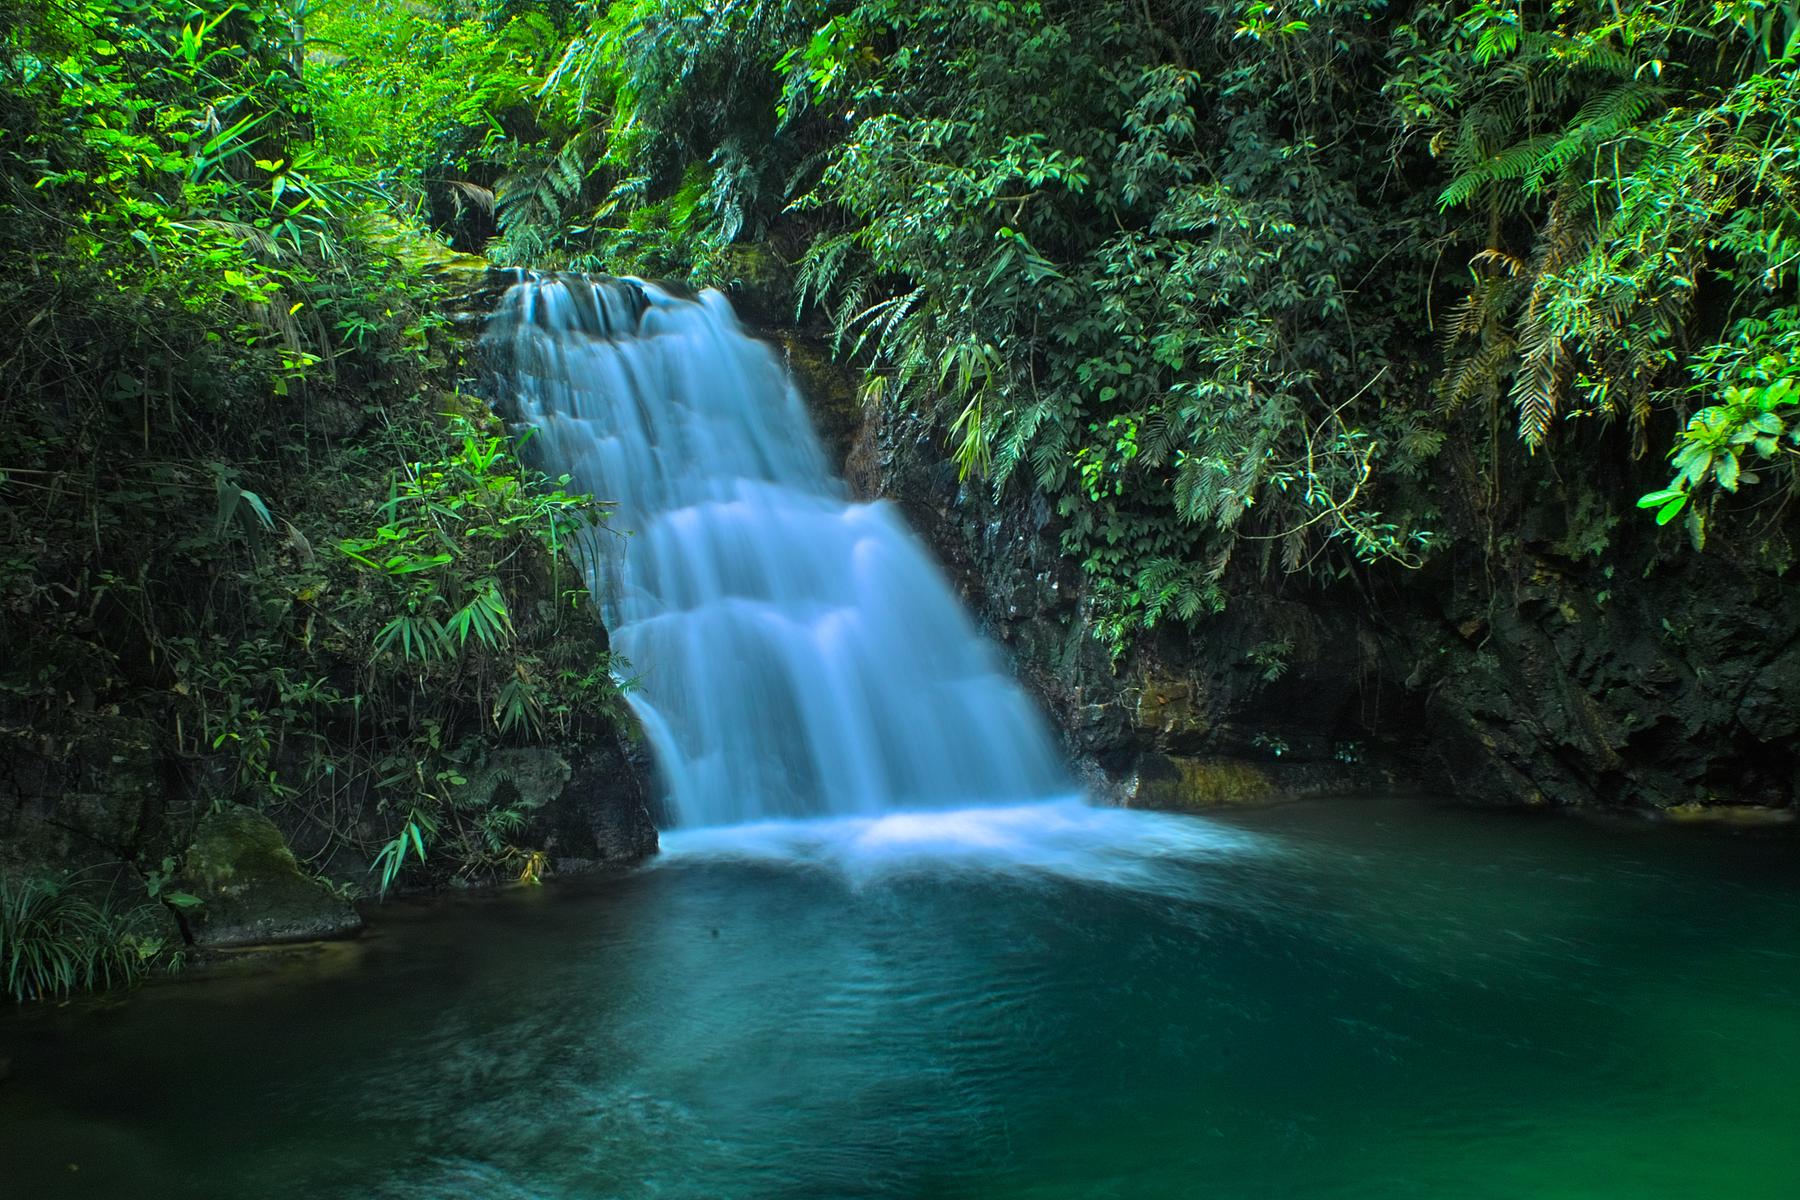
top-left (488, 274), bottom-right (1069, 828)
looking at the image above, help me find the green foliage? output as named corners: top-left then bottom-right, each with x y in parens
top-left (338, 421), bottom-right (596, 667)
top-left (1399, 0), bottom-right (1800, 471)
top-left (1247, 638), bottom-right (1294, 684)
top-left (0, 0), bottom-right (626, 897)
top-left (762, 0), bottom-right (1440, 651)
top-left (139, 396), bottom-right (623, 894)
top-left (1636, 306), bottom-right (1800, 540)
top-left (1251, 732), bottom-right (1291, 758)
top-left (494, 134), bottom-right (591, 258)
top-left (308, 0), bottom-right (552, 209)
top-left (479, 0), bottom-right (813, 273)
top-left (486, 0), bottom-right (1800, 651)
top-left (372, 807), bottom-right (435, 895)
top-left (0, 874), bottom-right (174, 1003)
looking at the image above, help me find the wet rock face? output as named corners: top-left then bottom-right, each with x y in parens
top-left (776, 333), bottom-right (863, 473)
top-left (454, 742), bottom-right (660, 871)
top-left (1407, 535), bottom-right (1800, 811)
top-left (180, 806), bottom-right (363, 948)
top-left (565, 735), bottom-right (663, 862)
top-left (0, 715), bottom-right (172, 876)
top-left (454, 747), bottom-right (574, 818)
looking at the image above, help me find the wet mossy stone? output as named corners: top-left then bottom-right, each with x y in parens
top-left (717, 243), bottom-right (791, 328)
top-left (181, 806), bottom-right (362, 948)
top-left (1132, 754), bottom-right (1279, 810)
top-left (1127, 753), bottom-right (1366, 811)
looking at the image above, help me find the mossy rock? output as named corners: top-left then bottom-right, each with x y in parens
top-left (719, 242), bottom-right (785, 287)
top-left (1128, 753), bottom-right (1376, 812)
top-left (447, 746), bottom-right (658, 869)
top-left (0, 714), bottom-right (164, 873)
top-left (181, 806), bottom-right (362, 948)
top-left (716, 243), bottom-right (791, 325)
top-left (1662, 802), bottom-right (1796, 827)
top-left (1131, 754), bottom-right (1281, 810)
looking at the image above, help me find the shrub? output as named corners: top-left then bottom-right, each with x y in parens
top-left (0, 874), bottom-right (174, 1004)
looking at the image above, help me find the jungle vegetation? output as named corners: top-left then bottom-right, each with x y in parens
top-left (0, 0), bottom-right (622, 938)
top-left (1, 0), bottom-right (1798, 979)
top-left (303, 0), bottom-right (1800, 645)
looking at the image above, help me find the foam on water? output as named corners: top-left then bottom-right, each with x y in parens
top-left (655, 797), bottom-right (1273, 895)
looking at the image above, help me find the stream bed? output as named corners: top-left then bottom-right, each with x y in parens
top-left (2, 795), bottom-right (1796, 1199)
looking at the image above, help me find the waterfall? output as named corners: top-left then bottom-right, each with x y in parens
top-left (488, 274), bottom-right (1069, 828)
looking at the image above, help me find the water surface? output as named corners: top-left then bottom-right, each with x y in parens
top-left (3, 797), bottom-right (1795, 1198)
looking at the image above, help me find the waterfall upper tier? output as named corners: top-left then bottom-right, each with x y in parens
top-left (487, 274), bottom-right (1069, 827)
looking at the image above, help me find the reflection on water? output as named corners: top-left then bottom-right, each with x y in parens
top-left (1, 797), bottom-right (1797, 1200)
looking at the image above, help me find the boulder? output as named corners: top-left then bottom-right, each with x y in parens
top-left (181, 806), bottom-right (362, 948)
top-left (453, 743), bottom-right (659, 873)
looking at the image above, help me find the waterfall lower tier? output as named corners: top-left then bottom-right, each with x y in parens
top-left (488, 275), bottom-right (1069, 827)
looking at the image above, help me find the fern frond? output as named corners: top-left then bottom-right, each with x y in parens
top-left (793, 231), bottom-right (858, 317)
top-left (494, 132), bottom-right (598, 248)
top-left (1031, 435), bottom-right (1070, 491)
top-left (1439, 133), bottom-right (1557, 209)
top-left (1281, 527), bottom-right (1307, 573)
top-left (1512, 308), bottom-right (1566, 449)
top-left (1534, 82), bottom-right (1665, 189)
top-left (994, 396), bottom-right (1057, 486)
top-left (1438, 335), bottom-right (1517, 415)
top-left (1137, 407), bottom-right (1176, 468)
top-left (1468, 247), bottom-right (1525, 277)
